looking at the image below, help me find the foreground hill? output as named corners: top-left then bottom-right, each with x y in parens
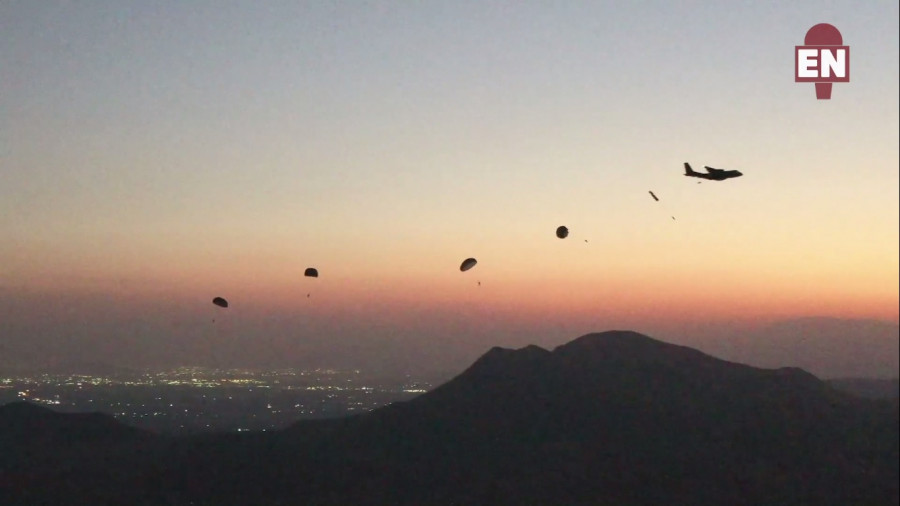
top-left (2, 331), bottom-right (897, 505)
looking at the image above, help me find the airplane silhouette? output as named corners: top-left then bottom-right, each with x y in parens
top-left (683, 162), bottom-right (742, 181)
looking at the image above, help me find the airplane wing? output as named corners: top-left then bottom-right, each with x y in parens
top-left (703, 166), bottom-right (724, 173)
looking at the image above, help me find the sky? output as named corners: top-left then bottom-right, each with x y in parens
top-left (1, 1), bottom-right (898, 376)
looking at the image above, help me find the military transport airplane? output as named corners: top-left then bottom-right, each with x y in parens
top-left (683, 162), bottom-right (743, 181)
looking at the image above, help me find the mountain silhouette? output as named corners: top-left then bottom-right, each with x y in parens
top-left (1, 331), bottom-right (897, 505)
top-left (0, 401), bottom-right (149, 443)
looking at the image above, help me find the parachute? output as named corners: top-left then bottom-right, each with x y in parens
top-left (212, 297), bottom-right (228, 308)
top-left (459, 258), bottom-right (477, 272)
top-left (556, 226), bottom-right (569, 239)
top-left (304, 267), bottom-right (319, 278)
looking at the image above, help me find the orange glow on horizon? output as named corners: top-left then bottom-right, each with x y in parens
top-left (8, 264), bottom-right (896, 330)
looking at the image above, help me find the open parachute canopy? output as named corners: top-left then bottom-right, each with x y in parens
top-left (304, 267), bottom-right (319, 278)
top-left (459, 258), bottom-right (477, 272)
top-left (556, 226), bottom-right (569, 239)
top-left (212, 297), bottom-right (228, 308)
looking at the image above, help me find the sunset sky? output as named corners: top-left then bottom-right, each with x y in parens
top-left (1, 1), bottom-right (897, 374)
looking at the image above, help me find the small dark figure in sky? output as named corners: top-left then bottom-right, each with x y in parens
top-left (460, 258), bottom-right (477, 272)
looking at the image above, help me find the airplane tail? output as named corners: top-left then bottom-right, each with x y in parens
top-left (684, 162), bottom-right (697, 175)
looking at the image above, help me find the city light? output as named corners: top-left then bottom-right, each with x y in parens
top-left (0, 368), bottom-right (433, 434)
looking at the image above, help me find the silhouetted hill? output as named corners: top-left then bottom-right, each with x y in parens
top-left (0, 401), bottom-right (150, 444)
top-left (0, 401), bottom-right (156, 503)
top-left (1, 331), bottom-right (897, 505)
top-left (286, 331), bottom-right (892, 505)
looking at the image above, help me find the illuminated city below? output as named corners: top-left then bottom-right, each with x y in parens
top-left (0, 367), bottom-right (432, 434)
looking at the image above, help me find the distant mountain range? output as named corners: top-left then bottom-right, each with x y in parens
top-left (1, 331), bottom-right (897, 505)
top-left (693, 317), bottom-right (899, 379)
top-left (827, 377), bottom-right (900, 400)
top-left (2, 317), bottom-right (896, 380)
